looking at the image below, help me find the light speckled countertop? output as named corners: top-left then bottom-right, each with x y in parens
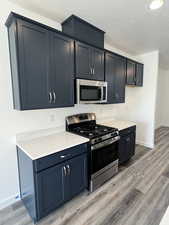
top-left (17, 132), bottom-right (89, 160)
top-left (16, 119), bottom-right (136, 160)
top-left (99, 119), bottom-right (136, 131)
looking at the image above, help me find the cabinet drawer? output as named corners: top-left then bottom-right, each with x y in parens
top-left (119, 126), bottom-right (136, 137)
top-left (34, 143), bottom-right (88, 172)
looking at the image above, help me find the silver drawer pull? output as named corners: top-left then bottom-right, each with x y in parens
top-left (60, 154), bottom-right (71, 159)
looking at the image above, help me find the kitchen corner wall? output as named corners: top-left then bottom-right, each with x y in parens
top-left (103, 45), bottom-right (160, 148)
top-left (155, 68), bottom-right (169, 128)
top-left (103, 43), bottom-right (159, 149)
top-left (0, 0), bottom-right (159, 209)
top-left (109, 51), bottom-right (159, 149)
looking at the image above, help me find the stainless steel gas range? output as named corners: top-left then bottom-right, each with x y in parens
top-left (66, 113), bottom-right (120, 192)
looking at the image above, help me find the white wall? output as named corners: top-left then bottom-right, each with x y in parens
top-left (0, 0), bottom-right (159, 209)
top-left (155, 68), bottom-right (169, 128)
top-left (104, 46), bottom-right (160, 148)
top-left (105, 43), bottom-right (159, 148)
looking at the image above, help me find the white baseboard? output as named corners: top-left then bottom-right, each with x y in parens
top-left (0, 193), bottom-right (20, 210)
top-left (136, 140), bottom-right (154, 149)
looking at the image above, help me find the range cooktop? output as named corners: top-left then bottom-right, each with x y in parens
top-left (70, 124), bottom-right (117, 139)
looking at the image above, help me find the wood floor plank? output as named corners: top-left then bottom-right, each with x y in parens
top-left (126, 140), bottom-right (169, 182)
top-left (136, 145), bottom-right (169, 193)
top-left (155, 129), bottom-right (169, 144)
top-left (85, 189), bottom-right (143, 225)
top-left (57, 174), bottom-right (136, 225)
top-left (123, 176), bottom-right (169, 225)
top-left (1, 127), bottom-right (169, 225)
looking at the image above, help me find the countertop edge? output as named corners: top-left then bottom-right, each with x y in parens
top-left (16, 119), bottom-right (136, 160)
top-left (16, 139), bottom-right (89, 160)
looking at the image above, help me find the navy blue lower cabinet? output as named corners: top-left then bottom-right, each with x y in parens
top-left (118, 127), bottom-right (136, 165)
top-left (68, 154), bottom-right (88, 198)
top-left (36, 163), bottom-right (65, 220)
top-left (35, 154), bottom-right (88, 220)
top-left (17, 144), bottom-right (88, 223)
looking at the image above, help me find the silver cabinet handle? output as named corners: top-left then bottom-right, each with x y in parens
top-left (93, 68), bottom-right (95, 75)
top-left (60, 154), bottom-right (71, 159)
top-left (63, 166), bottom-right (67, 176)
top-left (49, 92), bottom-right (52, 103)
top-left (67, 165), bottom-right (71, 175)
top-left (53, 91), bottom-right (56, 103)
top-left (115, 93), bottom-right (119, 99)
top-left (126, 137), bottom-right (130, 142)
top-left (90, 67), bottom-right (93, 75)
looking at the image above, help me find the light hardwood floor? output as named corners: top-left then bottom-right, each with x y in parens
top-left (1, 127), bottom-right (169, 225)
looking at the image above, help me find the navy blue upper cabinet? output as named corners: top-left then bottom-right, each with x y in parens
top-left (92, 48), bottom-right (105, 81)
top-left (126, 59), bottom-right (144, 86)
top-left (6, 14), bottom-right (74, 110)
top-left (136, 63), bottom-right (144, 86)
top-left (14, 19), bottom-right (51, 110)
top-left (75, 41), bottom-right (104, 81)
top-left (75, 41), bottom-right (92, 79)
top-left (62, 15), bottom-right (105, 48)
top-left (50, 32), bottom-right (74, 107)
top-left (105, 52), bottom-right (126, 104)
top-left (126, 59), bottom-right (136, 85)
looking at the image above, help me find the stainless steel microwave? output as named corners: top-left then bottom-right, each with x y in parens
top-left (76, 79), bottom-right (107, 104)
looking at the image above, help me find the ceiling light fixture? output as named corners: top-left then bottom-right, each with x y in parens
top-left (149, 0), bottom-right (164, 10)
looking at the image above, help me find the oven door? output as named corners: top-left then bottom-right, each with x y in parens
top-left (77, 79), bottom-right (107, 104)
top-left (91, 140), bottom-right (118, 176)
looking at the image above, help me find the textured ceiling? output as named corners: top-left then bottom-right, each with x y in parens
top-left (9, 0), bottom-right (169, 69)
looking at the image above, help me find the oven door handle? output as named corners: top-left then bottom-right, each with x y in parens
top-left (91, 136), bottom-right (120, 151)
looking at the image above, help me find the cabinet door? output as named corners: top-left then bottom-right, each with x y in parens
top-left (17, 19), bottom-right (50, 110)
top-left (36, 163), bottom-right (65, 219)
top-left (75, 41), bottom-right (93, 79)
top-left (136, 63), bottom-right (144, 86)
top-left (114, 55), bottom-right (126, 103)
top-left (92, 48), bottom-right (104, 81)
top-left (105, 53), bottom-right (126, 104)
top-left (118, 132), bottom-right (136, 165)
top-left (126, 59), bottom-right (136, 85)
top-left (50, 32), bottom-right (74, 107)
top-left (67, 154), bottom-right (87, 198)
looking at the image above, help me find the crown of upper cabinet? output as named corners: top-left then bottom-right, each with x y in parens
top-left (62, 14), bottom-right (105, 48)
